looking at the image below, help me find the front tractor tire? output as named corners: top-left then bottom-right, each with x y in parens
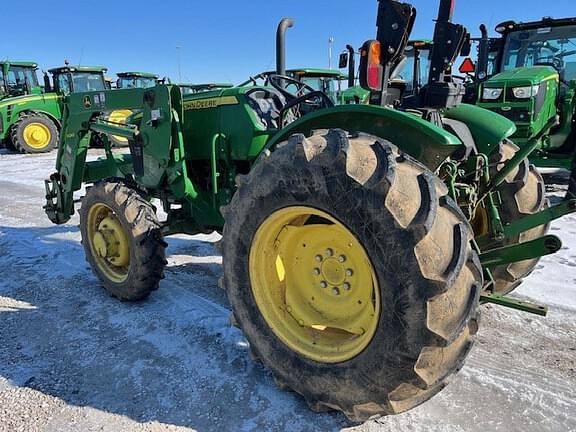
top-left (79, 181), bottom-right (167, 301)
top-left (223, 129), bottom-right (482, 421)
top-left (11, 113), bottom-right (59, 154)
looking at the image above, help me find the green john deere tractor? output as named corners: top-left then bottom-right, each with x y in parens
top-left (0, 65), bottom-right (108, 153)
top-left (44, 0), bottom-right (576, 422)
top-left (472, 17), bottom-right (576, 170)
top-left (116, 72), bottom-right (161, 89)
top-left (0, 61), bottom-right (42, 100)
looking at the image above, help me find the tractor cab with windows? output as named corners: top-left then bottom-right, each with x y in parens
top-left (46, 66), bottom-right (108, 95)
top-left (0, 61), bottom-right (42, 99)
top-left (116, 72), bottom-right (161, 89)
top-left (474, 17), bottom-right (576, 168)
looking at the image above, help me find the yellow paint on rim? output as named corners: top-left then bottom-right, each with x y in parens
top-left (87, 203), bottom-right (131, 283)
top-left (249, 206), bottom-right (380, 363)
top-left (23, 123), bottom-right (51, 149)
top-left (108, 109), bottom-right (133, 144)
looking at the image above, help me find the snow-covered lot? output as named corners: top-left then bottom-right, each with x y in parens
top-left (0, 149), bottom-right (575, 432)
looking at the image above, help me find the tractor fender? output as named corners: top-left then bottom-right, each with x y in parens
top-left (18, 110), bottom-right (62, 130)
top-left (266, 105), bottom-right (463, 170)
top-left (443, 103), bottom-right (516, 156)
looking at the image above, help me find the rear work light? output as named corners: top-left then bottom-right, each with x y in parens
top-left (360, 40), bottom-right (383, 92)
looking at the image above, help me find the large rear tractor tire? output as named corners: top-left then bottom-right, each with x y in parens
top-left (480, 141), bottom-right (548, 295)
top-left (11, 113), bottom-right (59, 154)
top-left (222, 129), bottom-right (482, 421)
top-left (79, 180), bottom-right (167, 301)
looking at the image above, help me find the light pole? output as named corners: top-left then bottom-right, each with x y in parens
top-left (328, 37), bottom-right (335, 69)
top-left (176, 46), bottom-right (182, 82)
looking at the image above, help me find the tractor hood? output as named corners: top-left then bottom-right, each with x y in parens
top-left (485, 66), bottom-right (559, 87)
top-left (0, 93), bottom-right (59, 110)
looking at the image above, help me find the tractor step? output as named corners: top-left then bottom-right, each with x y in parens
top-left (480, 293), bottom-right (548, 316)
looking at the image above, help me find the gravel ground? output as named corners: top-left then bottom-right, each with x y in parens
top-left (0, 149), bottom-right (575, 432)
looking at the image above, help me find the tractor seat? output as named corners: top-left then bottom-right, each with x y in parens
top-left (246, 88), bottom-right (287, 129)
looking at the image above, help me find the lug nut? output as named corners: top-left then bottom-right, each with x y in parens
top-left (332, 288), bottom-right (340, 296)
top-left (320, 281), bottom-right (328, 289)
top-left (346, 269), bottom-right (354, 277)
top-left (342, 282), bottom-right (351, 291)
top-left (338, 255), bottom-right (347, 263)
top-left (313, 268), bottom-right (321, 276)
top-left (315, 255), bottom-right (323, 262)
top-left (325, 248), bottom-right (334, 257)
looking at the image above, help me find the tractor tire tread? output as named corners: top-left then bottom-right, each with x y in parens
top-left (223, 129), bottom-right (482, 422)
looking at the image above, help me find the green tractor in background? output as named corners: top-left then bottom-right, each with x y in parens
top-left (0, 61), bottom-right (42, 100)
top-left (471, 17), bottom-right (576, 170)
top-left (0, 64), bottom-right (108, 153)
top-left (116, 71), bottom-right (161, 89)
top-left (43, 0), bottom-right (576, 422)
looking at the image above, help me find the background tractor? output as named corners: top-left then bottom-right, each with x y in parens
top-left (470, 17), bottom-right (576, 170)
top-left (0, 65), bottom-right (107, 153)
top-left (116, 72), bottom-right (161, 89)
top-left (43, 0), bottom-right (575, 422)
top-left (0, 61), bottom-right (42, 100)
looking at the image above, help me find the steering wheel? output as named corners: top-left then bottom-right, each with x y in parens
top-left (266, 74), bottom-right (334, 125)
top-left (267, 74), bottom-right (333, 106)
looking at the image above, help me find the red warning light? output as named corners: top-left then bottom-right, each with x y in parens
top-left (459, 58), bottom-right (476, 74)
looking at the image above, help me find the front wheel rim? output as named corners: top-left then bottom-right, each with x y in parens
top-left (86, 203), bottom-right (131, 283)
top-left (249, 206), bottom-right (380, 364)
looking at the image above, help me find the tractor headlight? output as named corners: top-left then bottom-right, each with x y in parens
top-left (482, 87), bottom-right (504, 100)
top-left (511, 85), bottom-right (540, 99)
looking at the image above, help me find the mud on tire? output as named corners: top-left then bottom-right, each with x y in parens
top-left (80, 180), bottom-right (167, 301)
top-left (222, 129), bottom-right (482, 422)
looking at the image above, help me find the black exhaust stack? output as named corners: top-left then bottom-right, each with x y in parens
top-left (346, 45), bottom-right (356, 88)
top-left (43, 72), bottom-right (52, 93)
top-left (276, 18), bottom-right (295, 77)
top-left (476, 24), bottom-right (490, 81)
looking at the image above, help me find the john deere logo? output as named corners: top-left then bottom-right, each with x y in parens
top-left (83, 96), bottom-right (92, 108)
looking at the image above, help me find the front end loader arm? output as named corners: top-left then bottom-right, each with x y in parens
top-left (44, 86), bottom-right (180, 225)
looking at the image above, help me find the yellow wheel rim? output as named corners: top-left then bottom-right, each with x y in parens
top-left (249, 206), bottom-right (380, 363)
top-left (108, 110), bottom-right (133, 144)
top-left (87, 203), bottom-right (131, 283)
top-left (23, 123), bottom-right (51, 149)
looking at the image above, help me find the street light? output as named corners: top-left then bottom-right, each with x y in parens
top-left (328, 37), bottom-right (335, 69)
top-left (176, 46), bottom-right (182, 82)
